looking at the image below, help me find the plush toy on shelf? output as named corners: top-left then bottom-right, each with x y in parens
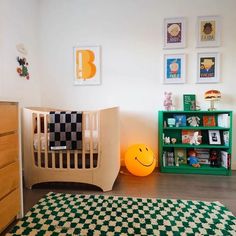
top-left (189, 131), bottom-right (202, 145)
top-left (209, 149), bottom-right (222, 167)
top-left (164, 92), bottom-right (173, 111)
top-left (187, 116), bottom-right (200, 127)
top-left (188, 150), bottom-right (200, 168)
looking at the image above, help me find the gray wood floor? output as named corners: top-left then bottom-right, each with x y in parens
top-left (23, 168), bottom-right (236, 216)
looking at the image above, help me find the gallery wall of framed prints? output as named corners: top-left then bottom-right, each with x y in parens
top-left (162, 15), bottom-right (221, 85)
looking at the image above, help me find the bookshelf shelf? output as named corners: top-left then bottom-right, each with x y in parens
top-left (164, 127), bottom-right (230, 130)
top-left (159, 110), bottom-right (232, 176)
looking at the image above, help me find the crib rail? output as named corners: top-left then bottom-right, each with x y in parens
top-left (32, 110), bottom-right (100, 170)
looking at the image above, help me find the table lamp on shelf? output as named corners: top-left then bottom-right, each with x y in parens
top-left (204, 90), bottom-right (221, 111)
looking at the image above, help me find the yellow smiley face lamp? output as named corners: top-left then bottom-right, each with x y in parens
top-left (125, 144), bottom-right (156, 176)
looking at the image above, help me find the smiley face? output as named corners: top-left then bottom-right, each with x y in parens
top-left (125, 144), bottom-right (156, 176)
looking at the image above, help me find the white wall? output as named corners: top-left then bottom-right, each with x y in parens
top-left (2, 0), bottom-right (236, 168)
top-left (38, 0), bottom-right (236, 168)
top-left (0, 0), bottom-right (41, 107)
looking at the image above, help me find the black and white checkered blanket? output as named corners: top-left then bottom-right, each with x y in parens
top-left (49, 111), bottom-right (82, 150)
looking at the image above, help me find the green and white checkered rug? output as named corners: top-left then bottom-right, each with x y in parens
top-left (8, 192), bottom-right (236, 235)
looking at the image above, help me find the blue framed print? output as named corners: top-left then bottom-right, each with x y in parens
top-left (163, 54), bottom-right (186, 84)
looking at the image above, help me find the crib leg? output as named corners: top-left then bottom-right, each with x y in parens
top-left (99, 183), bottom-right (114, 192)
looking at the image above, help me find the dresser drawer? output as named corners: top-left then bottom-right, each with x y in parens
top-left (0, 103), bottom-right (18, 134)
top-left (0, 162), bottom-right (19, 200)
top-left (0, 133), bottom-right (18, 168)
top-left (0, 188), bottom-right (20, 233)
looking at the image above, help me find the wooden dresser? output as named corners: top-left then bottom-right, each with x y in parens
top-left (0, 102), bottom-right (21, 233)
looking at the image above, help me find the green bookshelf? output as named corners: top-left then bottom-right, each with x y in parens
top-left (158, 110), bottom-right (232, 176)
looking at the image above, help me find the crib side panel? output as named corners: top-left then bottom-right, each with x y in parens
top-left (93, 107), bottom-right (120, 191)
top-left (22, 108), bottom-right (35, 188)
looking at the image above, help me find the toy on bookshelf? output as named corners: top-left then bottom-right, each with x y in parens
top-left (174, 114), bottom-right (186, 127)
top-left (164, 92), bottom-right (173, 111)
top-left (171, 138), bottom-right (177, 144)
top-left (187, 116), bottom-right (200, 127)
top-left (203, 115), bottom-right (216, 126)
top-left (209, 149), bottom-right (221, 167)
top-left (188, 149), bottom-right (200, 168)
top-left (164, 136), bottom-right (170, 144)
top-left (167, 118), bottom-right (176, 127)
top-left (189, 131), bottom-right (202, 145)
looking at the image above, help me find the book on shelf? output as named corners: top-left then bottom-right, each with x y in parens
top-left (162, 151), bottom-right (166, 167)
top-left (165, 152), bottom-right (175, 166)
top-left (183, 94), bottom-right (196, 111)
top-left (195, 148), bottom-right (210, 164)
top-left (174, 148), bottom-right (187, 165)
top-left (220, 151), bottom-right (230, 169)
top-left (223, 131), bottom-right (229, 146)
top-left (182, 130), bottom-right (202, 144)
top-left (173, 114), bottom-right (187, 127)
top-left (217, 114), bottom-right (230, 128)
top-left (203, 116), bottom-right (216, 127)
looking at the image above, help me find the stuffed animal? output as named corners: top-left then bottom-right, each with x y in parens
top-left (189, 131), bottom-right (202, 145)
top-left (164, 137), bottom-right (170, 144)
top-left (187, 116), bottom-right (200, 127)
top-left (209, 149), bottom-right (221, 167)
top-left (188, 150), bottom-right (200, 168)
top-left (164, 92), bottom-right (173, 111)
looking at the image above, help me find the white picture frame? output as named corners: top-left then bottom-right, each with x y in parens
top-left (208, 130), bottom-right (221, 145)
top-left (163, 17), bottom-right (186, 49)
top-left (73, 45), bottom-right (101, 85)
top-left (196, 15), bottom-right (221, 48)
top-left (196, 52), bottom-right (220, 83)
top-left (163, 54), bottom-right (186, 84)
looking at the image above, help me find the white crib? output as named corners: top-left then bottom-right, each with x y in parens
top-left (22, 107), bottom-right (120, 191)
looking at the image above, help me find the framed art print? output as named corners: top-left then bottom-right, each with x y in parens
top-left (164, 54), bottom-right (186, 84)
top-left (196, 15), bottom-right (221, 47)
top-left (208, 130), bottom-right (221, 145)
top-left (197, 52), bottom-right (220, 83)
top-left (74, 45), bottom-right (101, 85)
top-left (163, 17), bottom-right (186, 49)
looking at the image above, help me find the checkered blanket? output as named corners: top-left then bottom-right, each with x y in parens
top-left (49, 111), bottom-right (82, 150)
top-left (8, 192), bottom-right (236, 236)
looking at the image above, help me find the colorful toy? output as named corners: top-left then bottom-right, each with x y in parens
top-left (125, 144), bottom-right (156, 176)
top-left (189, 131), bottom-right (202, 145)
top-left (164, 137), bottom-right (170, 144)
top-left (188, 150), bottom-right (200, 168)
top-left (164, 92), bottom-right (173, 111)
top-left (171, 138), bottom-right (177, 144)
top-left (187, 116), bottom-right (200, 127)
top-left (209, 149), bottom-right (221, 167)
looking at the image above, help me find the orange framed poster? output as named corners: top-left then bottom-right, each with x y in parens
top-left (74, 46), bottom-right (101, 85)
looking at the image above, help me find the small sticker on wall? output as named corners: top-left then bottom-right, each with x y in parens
top-left (16, 43), bottom-right (30, 80)
top-left (16, 56), bottom-right (30, 80)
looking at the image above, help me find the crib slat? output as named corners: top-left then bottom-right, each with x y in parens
top-left (36, 113), bottom-right (41, 168)
top-left (67, 150), bottom-right (70, 169)
top-left (52, 152), bottom-right (55, 169)
top-left (82, 113), bottom-right (86, 169)
top-left (59, 152), bottom-right (63, 168)
top-left (44, 114), bottom-right (48, 168)
top-left (89, 113), bottom-right (94, 168)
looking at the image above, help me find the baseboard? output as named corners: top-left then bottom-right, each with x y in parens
top-left (231, 163), bottom-right (236, 170)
